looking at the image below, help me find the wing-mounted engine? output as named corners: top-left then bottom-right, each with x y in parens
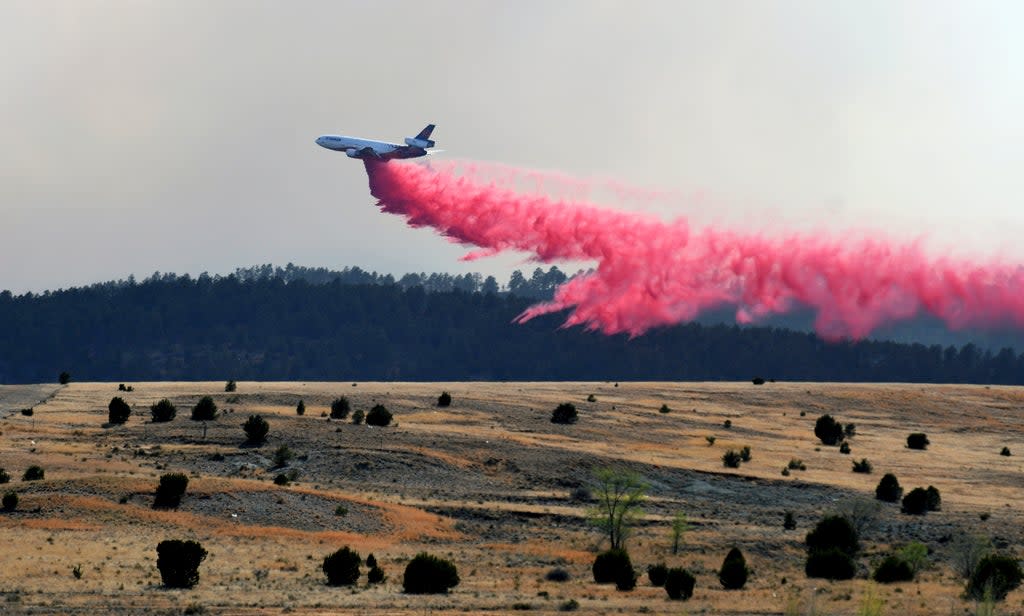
top-left (345, 148), bottom-right (360, 158)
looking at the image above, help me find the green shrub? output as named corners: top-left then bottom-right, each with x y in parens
top-left (784, 511), bottom-right (797, 530)
top-left (614, 565), bottom-right (637, 591)
top-left (1000, 446), bottom-right (1011, 456)
top-left (437, 392), bottom-right (452, 407)
top-left (156, 540), bottom-right (207, 588)
top-left (21, 408), bottom-right (33, 417)
top-left (788, 458), bottom-right (807, 471)
top-left (592, 549), bottom-right (632, 585)
top-left (403, 552), bottom-right (460, 594)
top-left (906, 433), bottom-right (929, 450)
top-left (852, 458), bottom-right (873, 474)
top-left (873, 555), bottom-right (914, 583)
top-left (814, 414), bottom-right (844, 445)
top-left (806, 515), bottom-right (859, 580)
top-left (2, 491), bottom-right (17, 511)
top-left (806, 515), bottom-right (859, 556)
top-left (273, 473), bottom-right (290, 486)
top-left (368, 565), bottom-right (386, 584)
top-left (902, 488), bottom-right (931, 515)
top-left (330, 397), bottom-right (350, 419)
top-left (191, 396), bottom-right (217, 421)
top-left (366, 404), bottom-right (392, 427)
top-left (558, 599), bottom-right (580, 611)
top-left (242, 415), bottom-right (269, 444)
top-left (925, 485), bottom-right (941, 511)
top-left (22, 466), bottom-right (44, 481)
top-left (273, 445), bottom-right (294, 468)
top-left (805, 547), bottom-right (856, 580)
top-left (108, 396), bottom-right (131, 424)
top-left (551, 403), bottom-right (578, 424)
top-left (875, 473), bottom-right (902, 502)
top-left (658, 403), bottom-right (670, 413)
top-left (647, 563), bottom-right (668, 587)
top-left (722, 449), bottom-right (742, 468)
top-left (719, 547), bottom-right (748, 589)
top-left (366, 554), bottom-right (377, 568)
top-left (966, 554), bottom-right (1023, 601)
top-left (0, 469), bottom-right (9, 484)
top-left (724, 419), bottom-right (732, 429)
top-left (844, 423), bottom-right (856, 437)
top-left (739, 446), bottom-right (752, 462)
top-left (322, 546), bottom-right (361, 586)
top-left (664, 567), bottom-right (695, 600)
top-left (296, 400), bottom-right (305, 416)
top-left (150, 399), bottom-right (177, 423)
top-left (839, 441), bottom-right (851, 454)
top-left (154, 473), bottom-right (188, 508)
top-left (59, 371), bottom-right (70, 385)
top-left (898, 541), bottom-right (928, 575)
top-left (351, 409), bottom-right (364, 425)
top-left (224, 380), bottom-right (236, 392)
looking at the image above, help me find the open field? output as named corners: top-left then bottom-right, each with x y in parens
top-left (0, 381), bottom-right (1022, 615)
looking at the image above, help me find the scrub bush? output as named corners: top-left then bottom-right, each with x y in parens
top-left (551, 403), bottom-right (578, 424)
top-left (150, 399), bottom-right (177, 423)
top-left (156, 540), bottom-right (207, 588)
top-left (154, 473), bottom-right (188, 508)
top-left (322, 546), bottom-right (361, 586)
top-left (191, 396), bottom-right (217, 421)
top-left (664, 567), bottom-right (695, 600)
top-left (403, 552), bottom-right (459, 594)
top-left (108, 397), bottom-right (131, 424)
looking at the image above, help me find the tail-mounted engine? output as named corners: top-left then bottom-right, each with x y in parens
top-left (404, 136), bottom-right (435, 149)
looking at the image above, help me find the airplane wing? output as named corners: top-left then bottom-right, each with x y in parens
top-left (357, 146), bottom-right (381, 160)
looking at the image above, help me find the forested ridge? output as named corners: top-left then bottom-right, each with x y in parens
top-left (2, 265), bottom-right (1023, 384)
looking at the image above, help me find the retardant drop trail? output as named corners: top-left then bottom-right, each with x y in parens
top-left (365, 160), bottom-right (1024, 340)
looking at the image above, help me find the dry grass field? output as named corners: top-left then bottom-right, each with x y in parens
top-left (0, 381), bottom-right (1022, 615)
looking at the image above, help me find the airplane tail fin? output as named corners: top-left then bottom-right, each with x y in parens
top-left (404, 124), bottom-right (436, 149)
top-left (415, 124), bottom-right (435, 141)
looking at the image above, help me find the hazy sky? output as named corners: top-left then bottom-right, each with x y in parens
top-left (3, 1), bottom-right (1024, 293)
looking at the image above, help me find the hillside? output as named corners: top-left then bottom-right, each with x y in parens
top-left (0, 380), bottom-right (1021, 614)
top-left (3, 270), bottom-right (1024, 384)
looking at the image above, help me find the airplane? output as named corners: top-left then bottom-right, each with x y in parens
top-left (315, 124), bottom-right (441, 160)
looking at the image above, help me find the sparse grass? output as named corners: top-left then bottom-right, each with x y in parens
top-left (0, 381), bottom-right (1022, 614)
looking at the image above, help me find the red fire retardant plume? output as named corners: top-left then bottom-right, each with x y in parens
top-left (365, 160), bottom-right (1024, 340)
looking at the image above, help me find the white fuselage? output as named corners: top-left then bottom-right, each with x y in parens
top-left (315, 135), bottom-right (426, 160)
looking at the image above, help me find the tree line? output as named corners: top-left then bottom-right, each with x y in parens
top-left (1, 268), bottom-right (1023, 383)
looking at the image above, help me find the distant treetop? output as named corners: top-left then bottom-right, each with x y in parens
top-left (3, 265), bottom-right (1024, 384)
